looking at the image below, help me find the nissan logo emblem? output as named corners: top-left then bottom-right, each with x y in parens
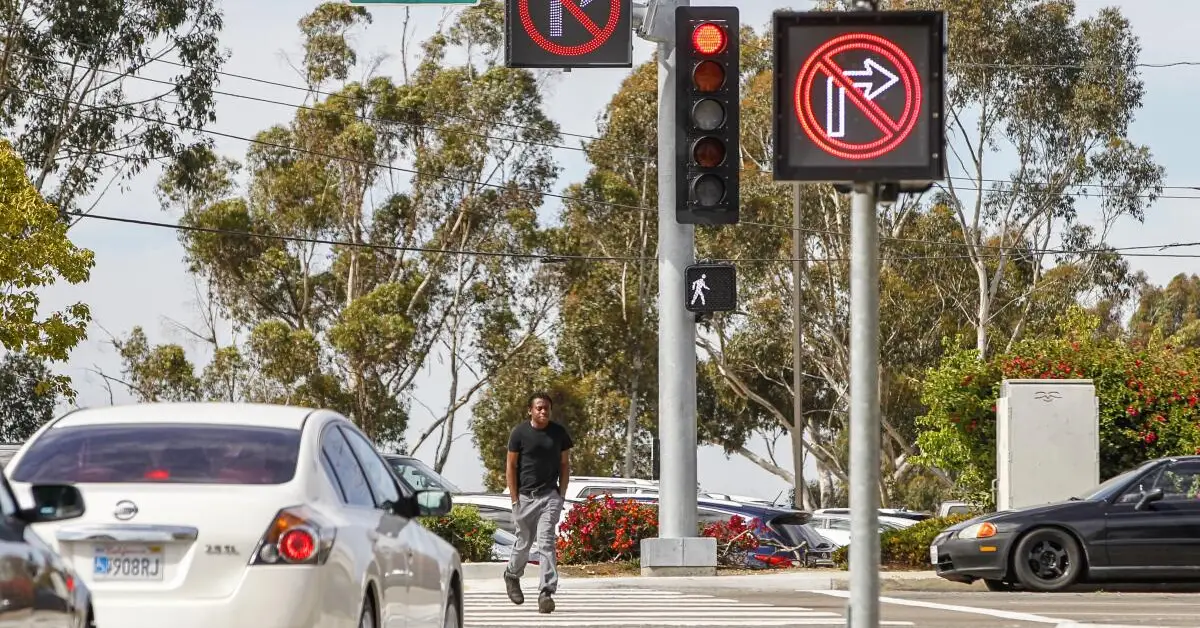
top-left (113, 500), bottom-right (138, 521)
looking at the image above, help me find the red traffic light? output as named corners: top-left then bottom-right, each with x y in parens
top-left (692, 23), bottom-right (727, 55)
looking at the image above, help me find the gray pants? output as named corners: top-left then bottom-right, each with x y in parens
top-left (505, 490), bottom-right (564, 594)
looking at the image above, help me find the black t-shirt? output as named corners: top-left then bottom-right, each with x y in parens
top-left (507, 420), bottom-right (573, 494)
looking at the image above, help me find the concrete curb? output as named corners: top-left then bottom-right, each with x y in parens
top-left (462, 562), bottom-right (509, 580)
top-left (461, 563), bottom-right (983, 593)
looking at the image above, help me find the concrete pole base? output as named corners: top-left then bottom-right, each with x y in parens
top-left (639, 537), bottom-right (718, 577)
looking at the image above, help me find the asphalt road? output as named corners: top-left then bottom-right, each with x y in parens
top-left (463, 584), bottom-right (1200, 627)
top-left (876, 590), bottom-right (1200, 627)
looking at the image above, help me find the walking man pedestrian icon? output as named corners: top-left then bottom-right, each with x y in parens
top-left (690, 274), bottom-right (710, 306)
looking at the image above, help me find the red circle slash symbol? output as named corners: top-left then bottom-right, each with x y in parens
top-left (794, 33), bottom-right (922, 160)
top-left (518, 0), bottom-right (622, 57)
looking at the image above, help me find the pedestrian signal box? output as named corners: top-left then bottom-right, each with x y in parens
top-left (685, 263), bottom-right (737, 313)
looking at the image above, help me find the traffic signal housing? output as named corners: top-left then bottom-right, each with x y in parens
top-left (675, 6), bottom-right (739, 225)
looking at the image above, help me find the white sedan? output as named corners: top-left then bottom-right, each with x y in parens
top-left (5, 402), bottom-right (463, 628)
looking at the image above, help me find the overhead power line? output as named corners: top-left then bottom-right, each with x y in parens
top-left (13, 85), bottom-right (1200, 259)
top-left (18, 50), bottom-right (1200, 194)
top-left (66, 210), bottom-right (1200, 265)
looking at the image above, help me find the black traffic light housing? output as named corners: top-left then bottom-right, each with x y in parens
top-left (675, 6), bottom-right (739, 225)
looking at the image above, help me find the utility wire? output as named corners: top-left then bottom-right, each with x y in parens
top-left (68, 212), bottom-right (636, 262)
top-left (20, 84), bottom-right (1200, 260)
top-left (21, 50), bottom-right (1200, 194)
top-left (65, 210), bottom-right (1200, 265)
top-left (58, 50), bottom-right (1200, 152)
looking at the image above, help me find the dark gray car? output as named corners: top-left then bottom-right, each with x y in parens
top-left (0, 474), bottom-right (93, 626)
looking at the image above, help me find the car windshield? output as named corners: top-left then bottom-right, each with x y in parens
top-left (780, 522), bottom-right (831, 549)
top-left (1077, 461), bottom-right (1159, 501)
top-left (387, 456), bottom-right (462, 493)
top-left (10, 423), bottom-right (301, 485)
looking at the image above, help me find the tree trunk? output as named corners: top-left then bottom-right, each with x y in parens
top-left (622, 350), bottom-right (644, 477)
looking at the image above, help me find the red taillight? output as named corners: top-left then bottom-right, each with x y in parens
top-left (144, 469), bottom-right (170, 480)
top-left (250, 506), bottom-right (334, 566)
top-left (279, 529), bottom-right (316, 562)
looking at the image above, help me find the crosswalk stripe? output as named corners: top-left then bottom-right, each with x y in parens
top-left (463, 587), bottom-right (916, 627)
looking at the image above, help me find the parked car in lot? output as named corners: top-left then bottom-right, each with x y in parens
top-left (617, 495), bottom-right (837, 568)
top-left (807, 512), bottom-right (914, 546)
top-left (813, 507), bottom-right (932, 524)
top-left (383, 454), bottom-right (464, 494)
top-left (931, 455), bottom-right (1200, 592)
top-left (6, 402), bottom-right (464, 628)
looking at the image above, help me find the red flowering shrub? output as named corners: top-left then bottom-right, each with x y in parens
top-left (556, 494), bottom-right (658, 564)
top-left (915, 308), bottom-right (1200, 509)
top-left (702, 515), bottom-right (762, 566)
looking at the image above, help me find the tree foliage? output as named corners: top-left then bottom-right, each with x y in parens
top-left (110, 1), bottom-right (558, 455)
top-left (0, 0), bottom-right (227, 212)
top-left (914, 308), bottom-right (1200, 509)
top-left (0, 139), bottom-right (94, 373)
top-left (0, 353), bottom-right (67, 441)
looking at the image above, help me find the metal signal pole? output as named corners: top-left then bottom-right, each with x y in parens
top-left (847, 0), bottom-right (883, 621)
top-left (635, 0), bottom-right (716, 576)
top-left (655, 0), bottom-right (698, 544)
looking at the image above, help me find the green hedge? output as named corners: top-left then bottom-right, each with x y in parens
top-left (832, 513), bottom-right (974, 569)
top-left (420, 504), bottom-right (498, 563)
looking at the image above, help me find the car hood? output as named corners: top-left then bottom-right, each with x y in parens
top-left (944, 499), bottom-right (1089, 532)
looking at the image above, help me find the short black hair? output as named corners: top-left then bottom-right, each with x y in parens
top-left (528, 392), bottom-right (553, 409)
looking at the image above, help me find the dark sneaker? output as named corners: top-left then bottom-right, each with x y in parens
top-left (503, 573), bottom-right (524, 605)
top-left (538, 590), bottom-right (555, 614)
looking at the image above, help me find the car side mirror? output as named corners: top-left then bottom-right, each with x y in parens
top-left (1135, 487), bottom-right (1164, 511)
top-left (19, 484), bottom-right (85, 523)
top-left (415, 489), bottom-right (452, 517)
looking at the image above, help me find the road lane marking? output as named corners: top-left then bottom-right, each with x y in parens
top-left (465, 588), bottom-right (916, 626)
top-left (807, 591), bottom-right (1171, 627)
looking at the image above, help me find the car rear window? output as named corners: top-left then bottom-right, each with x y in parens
top-left (10, 423), bottom-right (302, 485)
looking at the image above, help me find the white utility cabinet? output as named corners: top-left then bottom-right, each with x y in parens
top-left (995, 379), bottom-right (1099, 511)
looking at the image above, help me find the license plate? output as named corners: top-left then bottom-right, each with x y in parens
top-left (92, 544), bottom-right (164, 581)
top-left (929, 545), bottom-right (938, 564)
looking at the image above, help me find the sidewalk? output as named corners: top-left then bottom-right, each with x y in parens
top-left (462, 562), bottom-right (982, 592)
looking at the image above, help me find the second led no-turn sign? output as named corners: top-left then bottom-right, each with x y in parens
top-left (505, 0), bottom-right (632, 68)
top-left (772, 10), bottom-right (946, 184)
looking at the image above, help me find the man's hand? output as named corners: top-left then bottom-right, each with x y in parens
top-left (558, 450), bottom-right (570, 499)
top-left (506, 451), bottom-right (520, 506)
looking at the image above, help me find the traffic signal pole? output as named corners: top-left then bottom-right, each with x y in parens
top-left (635, 0), bottom-right (717, 576)
top-left (653, 0), bottom-right (698, 545)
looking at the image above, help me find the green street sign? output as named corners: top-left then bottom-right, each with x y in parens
top-left (347, 0), bottom-right (479, 4)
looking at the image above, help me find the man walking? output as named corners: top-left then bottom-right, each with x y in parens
top-left (503, 392), bottom-right (573, 613)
